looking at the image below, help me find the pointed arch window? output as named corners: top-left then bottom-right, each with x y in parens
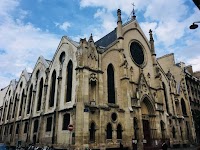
top-left (12, 94), bottom-right (18, 118)
top-left (33, 120), bottom-right (39, 133)
top-left (186, 121), bottom-right (190, 139)
top-left (9, 125), bottom-right (13, 134)
top-left (37, 78), bottom-right (43, 111)
top-left (172, 126), bottom-right (176, 139)
top-left (117, 124), bottom-right (122, 139)
top-left (2, 103), bottom-right (7, 121)
top-left (134, 117), bottom-right (138, 139)
top-left (106, 123), bottom-right (112, 139)
top-left (24, 122), bottom-right (28, 133)
top-left (27, 85), bottom-right (33, 114)
top-left (66, 60), bottom-right (73, 102)
top-left (49, 70), bottom-right (56, 107)
top-left (16, 124), bottom-right (19, 134)
top-left (162, 82), bottom-right (169, 113)
top-left (46, 117), bottom-right (52, 132)
top-left (7, 97), bottom-right (12, 120)
top-left (36, 70), bottom-right (40, 82)
top-left (59, 52), bottom-right (65, 65)
top-left (19, 90), bottom-right (24, 116)
top-left (107, 64), bottom-right (115, 104)
top-left (181, 98), bottom-right (187, 116)
top-left (89, 122), bottom-right (96, 142)
top-left (160, 120), bottom-right (165, 139)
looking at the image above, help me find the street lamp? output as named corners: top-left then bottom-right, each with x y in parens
top-left (190, 21), bottom-right (200, 29)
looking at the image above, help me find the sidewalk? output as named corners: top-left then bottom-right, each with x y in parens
top-left (169, 146), bottom-right (199, 150)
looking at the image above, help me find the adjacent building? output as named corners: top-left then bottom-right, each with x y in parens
top-left (184, 65), bottom-right (200, 143)
top-left (0, 9), bottom-right (197, 150)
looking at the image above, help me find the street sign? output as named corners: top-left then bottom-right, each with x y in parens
top-left (68, 124), bottom-right (73, 131)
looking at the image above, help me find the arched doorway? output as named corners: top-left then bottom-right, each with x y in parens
top-left (141, 97), bottom-right (155, 150)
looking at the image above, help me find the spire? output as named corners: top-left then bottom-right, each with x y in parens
top-left (89, 33), bottom-right (94, 43)
top-left (131, 3), bottom-right (136, 20)
top-left (149, 29), bottom-right (154, 41)
top-left (117, 9), bottom-right (123, 39)
top-left (88, 33), bottom-right (95, 48)
top-left (117, 9), bottom-right (122, 23)
top-left (149, 29), bottom-right (155, 54)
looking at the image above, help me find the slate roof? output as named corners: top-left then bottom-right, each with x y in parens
top-left (95, 28), bottom-right (117, 48)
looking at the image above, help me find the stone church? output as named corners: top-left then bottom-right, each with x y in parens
top-left (0, 8), bottom-right (196, 150)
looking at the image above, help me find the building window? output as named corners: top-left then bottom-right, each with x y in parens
top-left (186, 121), bottom-right (190, 139)
top-left (134, 117), bottom-right (138, 140)
top-left (24, 122), bottom-right (28, 133)
top-left (7, 98), bottom-right (12, 120)
top-left (117, 124), bottom-right (122, 139)
top-left (89, 122), bottom-right (95, 142)
top-left (2, 104), bottom-right (7, 122)
top-left (33, 120), bottom-right (39, 133)
top-left (10, 125), bottom-right (13, 134)
top-left (181, 98), bottom-right (187, 116)
top-left (16, 124), bottom-right (19, 134)
top-left (49, 70), bottom-right (56, 107)
top-left (46, 117), bottom-right (52, 132)
top-left (106, 123), bottom-right (112, 139)
top-left (12, 95), bottom-right (17, 118)
top-left (4, 126), bottom-right (7, 135)
top-left (20, 82), bottom-right (23, 88)
top-left (62, 113), bottom-right (70, 130)
top-left (130, 42), bottom-right (145, 66)
top-left (66, 60), bottom-right (73, 102)
top-left (180, 126), bottom-right (183, 139)
top-left (172, 126), bottom-right (176, 139)
top-left (107, 64), bottom-right (115, 104)
top-left (160, 120), bottom-right (165, 139)
top-left (0, 127), bottom-right (2, 136)
top-left (27, 85), bottom-right (33, 114)
top-left (19, 90), bottom-right (24, 116)
top-left (36, 70), bottom-right (40, 82)
top-left (37, 78), bottom-right (43, 111)
top-left (162, 82), bottom-right (169, 113)
top-left (59, 51), bottom-right (65, 64)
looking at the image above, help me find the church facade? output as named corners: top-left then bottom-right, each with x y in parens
top-left (0, 9), bottom-right (196, 150)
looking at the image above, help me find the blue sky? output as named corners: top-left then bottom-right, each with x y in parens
top-left (0, 0), bottom-right (200, 88)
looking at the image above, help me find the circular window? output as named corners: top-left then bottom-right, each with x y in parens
top-left (111, 113), bottom-right (117, 122)
top-left (130, 42), bottom-right (144, 66)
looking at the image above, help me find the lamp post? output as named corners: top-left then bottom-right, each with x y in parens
top-left (190, 21), bottom-right (200, 29)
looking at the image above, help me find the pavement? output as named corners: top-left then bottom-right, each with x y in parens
top-left (169, 146), bottom-right (200, 150)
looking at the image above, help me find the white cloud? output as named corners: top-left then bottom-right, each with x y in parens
top-left (186, 56), bottom-right (200, 71)
top-left (0, 0), bottom-right (60, 88)
top-left (55, 21), bottom-right (71, 31)
top-left (0, 0), bottom-right (19, 17)
top-left (144, 0), bottom-right (188, 22)
top-left (94, 9), bottom-right (116, 32)
top-left (140, 22), bottom-right (158, 38)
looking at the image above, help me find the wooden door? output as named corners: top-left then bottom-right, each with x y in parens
top-left (142, 119), bottom-right (151, 148)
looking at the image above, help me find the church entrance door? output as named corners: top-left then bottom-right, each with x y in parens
top-left (143, 119), bottom-right (152, 150)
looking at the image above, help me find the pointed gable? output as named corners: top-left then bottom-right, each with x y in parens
top-left (137, 73), bottom-right (154, 100)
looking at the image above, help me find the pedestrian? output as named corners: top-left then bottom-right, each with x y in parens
top-left (162, 142), bottom-right (168, 150)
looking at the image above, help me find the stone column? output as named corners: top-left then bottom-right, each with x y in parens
top-left (75, 68), bottom-right (85, 148)
top-left (38, 73), bottom-right (49, 144)
top-left (52, 67), bottom-right (62, 145)
top-left (137, 108), bottom-right (144, 150)
top-left (27, 89), bottom-right (36, 143)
